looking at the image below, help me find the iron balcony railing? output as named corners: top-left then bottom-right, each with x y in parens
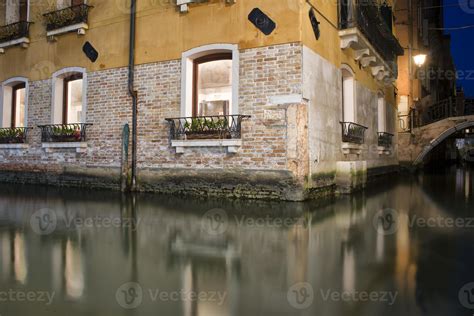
top-left (338, 0), bottom-right (404, 74)
top-left (0, 21), bottom-right (32, 43)
top-left (378, 132), bottom-right (394, 147)
top-left (165, 115), bottom-right (251, 140)
top-left (43, 4), bottom-right (92, 32)
top-left (38, 123), bottom-right (92, 142)
top-left (0, 127), bottom-right (32, 144)
top-left (340, 122), bottom-right (368, 144)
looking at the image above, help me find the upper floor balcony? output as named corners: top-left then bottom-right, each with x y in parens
top-left (0, 21), bottom-right (31, 53)
top-left (338, 0), bottom-right (404, 83)
top-left (43, 4), bottom-right (92, 39)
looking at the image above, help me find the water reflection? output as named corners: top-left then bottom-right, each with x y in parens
top-left (0, 167), bottom-right (472, 315)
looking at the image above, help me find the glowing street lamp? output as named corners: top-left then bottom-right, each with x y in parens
top-left (413, 54), bottom-right (427, 67)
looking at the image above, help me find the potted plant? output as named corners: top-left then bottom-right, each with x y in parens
top-left (51, 125), bottom-right (82, 142)
top-left (0, 129), bottom-right (25, 144)
top-left (183, 118), bottom-right (230, 140)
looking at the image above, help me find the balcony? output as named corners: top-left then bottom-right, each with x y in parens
top-left (38, 123), bottom-right (92, 153)
top-left (338, 0), bottom-right (404, 82)
top-left (378, 132), bottom-right (394, 147)
top-left (165, 115), bottom-right (250, 153)
top-left (43, 4), bottom-right (92, 38)
top-left (340, 122), bottom-right (368, 155)
top-left (0, 127), bottom-right (32, 149)
top-left (0, 22), bottom-right (32, 53)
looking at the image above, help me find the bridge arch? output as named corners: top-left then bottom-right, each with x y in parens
top-left (414, 121), bottom-right (474, 165)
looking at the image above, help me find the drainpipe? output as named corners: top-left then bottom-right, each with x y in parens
top-left (128, 0), bottom-right (137, 191)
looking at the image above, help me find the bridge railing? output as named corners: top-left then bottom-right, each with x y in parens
top-left (398, 97), bottom-right (465, 132)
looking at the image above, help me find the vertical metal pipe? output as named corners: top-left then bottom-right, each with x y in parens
top-left (128, 0), bottom-right (137, 190)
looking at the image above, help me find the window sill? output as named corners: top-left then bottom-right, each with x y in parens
top-left (42, 142), bottom-right (87, 153)
top-left (0, 37), bottom-right (29, 53)
top-left (0, 143), bottom-right (29, 150)
top-left (171, 139), bottom-right (242, 154)
top-left (341, 142), bottom-right (362, 156)
top-left (46, 23), bottom-right (88, 38)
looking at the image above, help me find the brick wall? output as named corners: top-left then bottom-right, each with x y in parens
top-left (0, 43), bottom-right (310, 200)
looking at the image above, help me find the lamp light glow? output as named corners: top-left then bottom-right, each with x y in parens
top-left (413, 54), bottom-right (427, 67)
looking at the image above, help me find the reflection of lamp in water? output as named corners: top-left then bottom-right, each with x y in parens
top-left (65, 239), bottom-right (84, 299)
top-left (14, 232), bottom-right (27, 284)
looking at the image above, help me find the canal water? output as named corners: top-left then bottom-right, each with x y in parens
top-left (0, 166), bottom-right (473, 316)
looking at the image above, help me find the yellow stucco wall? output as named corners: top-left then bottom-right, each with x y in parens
top-left (0, 0), bottom-right (302, 81)
top-left (301, 0), bottom-right (398, 106)
top-left (0, 0), bottom-right (398, 107)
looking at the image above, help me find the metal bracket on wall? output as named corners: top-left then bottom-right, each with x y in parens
top-left (177, 0), bottom-right (235, 13)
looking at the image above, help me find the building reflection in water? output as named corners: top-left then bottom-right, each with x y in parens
top-left (64, 238), bottom-right (84, 299)
top-left (13, 231), bottom-right (28, 284)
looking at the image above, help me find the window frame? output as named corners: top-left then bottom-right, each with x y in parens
top-left (51, 67), bottom-right (87, 125)
top-left (11, 83), bottom-right (26, 128)
top-left (62, 74), bottom-right (83, 124)
top-left (192, 52), bottom-right (232, 117)
top-left (181, 44), bottom-right (239, 118)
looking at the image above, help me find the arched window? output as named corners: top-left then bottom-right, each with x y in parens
top-left (181, 44), bottom-right (239, 117)
top-left (1, 77), bottom-right (28, 128)
top-left (51, 67), bottom-right (86, 124)
top-left (341, 66), bottom-right (355, 123)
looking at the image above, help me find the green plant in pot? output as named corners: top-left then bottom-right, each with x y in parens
top-left (183, 118), bottom-right (230, 140)
top-left (0, 129), bottom-right (25, 144)
top-left (51, 125), bottom-right (82, 142)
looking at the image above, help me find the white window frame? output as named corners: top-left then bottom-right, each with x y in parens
top-left (341, 64), bottom-right (356, 123)
top-left (181, 44), bottom-right (239, 117)
top-left (0, 77), bottom-right (29, 128)
top-left (51, 67), bottom-right (87, 124)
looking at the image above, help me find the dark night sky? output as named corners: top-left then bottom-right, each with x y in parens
top-left (443, 0), bottom-right (474, 97)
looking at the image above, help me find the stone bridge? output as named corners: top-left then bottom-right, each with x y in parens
top-left (398, 115), bottom-right (474, 166)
